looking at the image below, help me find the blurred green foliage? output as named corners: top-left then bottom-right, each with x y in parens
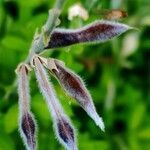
top-left (0, 0), bottom-right (150, 150)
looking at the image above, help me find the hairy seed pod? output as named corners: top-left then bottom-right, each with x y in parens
top-left (17, 64), bottom-right (37, 150)
top-left (55, 117), bottom-right (77, 150)
top-left (45, 20), bottom-right (132, 49)
top-left (17, 64), bottom-right (30, 114)
top-left (52, 60), bottom-right (105, 131)
top-left (32, 56), bottom-right (77, 150)
top-left (21, 113), bottom-right (36, 150)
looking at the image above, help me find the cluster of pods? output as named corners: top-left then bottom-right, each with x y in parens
top-left (16, 20), bottom-right (132, 150)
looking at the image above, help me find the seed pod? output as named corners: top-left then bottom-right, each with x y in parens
top-left (21, 113), bottom-right (36, 150)
top-left (17, 64), bottom-right (31, 114)
top-left (32, 56), bottom-right (63, 119)
top-left (52, 60), bottom-right (105, 131)
top-left (55, 117), bottom-right (77, 150)
top-left (32, 55), bottom-right (77, 150)
top-left (45, 20), bottom-right (132, 49)
top-left (17, 64), bottom-right (37, 150)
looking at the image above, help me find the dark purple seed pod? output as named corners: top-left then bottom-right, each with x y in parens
top-left (52, 60), bottom-right (104, 131)
top-left (17, 64), bottom-right (37, 150)
top-left (45, 20), bottom-right (132, 49)
top-left (32, 55), bottom-right (77, 150)
top-left (21, 113), bottom-right (36, 150)
top-left (55, 117), bottom-right (77, 150)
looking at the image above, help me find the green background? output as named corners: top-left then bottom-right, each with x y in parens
top-left (0, 0), bottom-right (150, 149)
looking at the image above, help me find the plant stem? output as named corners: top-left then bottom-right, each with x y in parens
top-left (3, 0), bottom-right (66, 101)
top-left (25, 0), bottom-right (66, 64)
